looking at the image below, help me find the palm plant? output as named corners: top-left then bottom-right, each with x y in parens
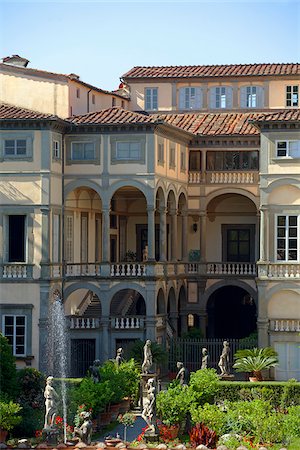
top-left (233, 347), bottom-right (279, 381)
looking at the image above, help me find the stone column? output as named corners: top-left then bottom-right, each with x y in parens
top-left (102, 206), bottom-right (110, 262)
top-left (41, 208), bottom-right (50, 263)
top-left (257, 318), bottom-right (269, 348)
top-left (259, 207), bottom-right (269, 262)
top-left (199, 212), bottom-right (207, 262)
top-left (181, 211), bottom-right (188, 260)
top-left (170, 208), bottom-right (178, 261)
top-left (147, 206), bottom-right (155, 261)
top-left (101, 317), bottom-right (110, 362)
top-left (159, 207), bottom-right (167, 262)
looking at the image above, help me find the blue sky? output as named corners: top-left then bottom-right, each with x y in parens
top-left (0, 0), bottom-right (299, 91)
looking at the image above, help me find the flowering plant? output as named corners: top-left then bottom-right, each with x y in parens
top-left (117, 412), bottom-right (136, 427)
top-left (74, 404), bottom-right (93, 427)
top-left (55, 416), bottom-right (74, 440)
top-left (157, 422), bottom-right (180, 442)
top-left (137, 425), bottom-right (149, 442)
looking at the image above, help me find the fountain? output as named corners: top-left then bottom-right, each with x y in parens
top-left (45, 291), bottom-right (69, 444)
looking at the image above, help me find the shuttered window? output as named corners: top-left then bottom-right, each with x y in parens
top-left (179, 87), bottom-right (202, 110)
top-left (210, 86), bottom-right (233, 109)
top-left (65, 215), bottom-right (73, 262)
top-left (145, 88), bottom-right (158, 110)
top-left (276, 215), bottom-right (299, 261)
top-left (276, 140), bottom-right (300, 158)
top-left (286, 85), bottom-right (299, 107)
top-left (240, 86), bottom-right (264, 108)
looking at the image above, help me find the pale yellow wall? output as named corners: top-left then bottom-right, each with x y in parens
top-left (261, 131), bottom-right (300, 175)
top-left (155, 135), bottom-right (188, 183)
top-left (128, 82), bottom-right (173, 111)
top-left (268, 290), bottom-right (300, 319)
top-left (0, 72), bottom-right (69, 117)
top-left (0, 284), bottom-right (40, 369)
top-left (268, 185), bottom-right (300, 204)
top-left (0, 176), bottom-right (42, 205)
top-left (269, 79), bottom-right (300, 109)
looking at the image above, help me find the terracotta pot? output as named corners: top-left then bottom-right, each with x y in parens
top-left (98, 411), bottom-right (112, 427)
top-left (109, 403), bottom-right (121, 420)
top-left (249, 376), bottom-right (258, 382)
top-left (0, 430), bottom-right (8, 443)
top-left (119, 398), bottom-right (130, 413)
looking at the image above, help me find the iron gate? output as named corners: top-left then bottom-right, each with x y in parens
top-left (70, 338), bottom-right (96, 377)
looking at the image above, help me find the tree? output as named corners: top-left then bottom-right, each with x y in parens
top-left (0, 333), bottom-right (17, 400)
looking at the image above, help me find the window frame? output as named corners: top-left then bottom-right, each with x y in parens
top-left (4, 139), bottom-right (27, 157)
top-left (115, 141), bottom-right (142, 161)
top-left (179, 86), bottom-right (202, 110)
top-left (52, 140), bottom-right (61, 160)
top-left (157, 142), bottom-right (165, 165)
top-left (145, 87), bottom-right (158, 110)
top-left (180, 146), bottom-right (186, 172)
top-left (2, 315), bottom-right (27, 357)
top-left (275, 214), bottom-right (299, 262)
top-left (275, 140), bottom-right (300, 159)
top-left (71, 141), bottom-right (96, 161)
top-left (286, 85), bottom-right (299, 107)
top-left (169, 145), bottom-right (176, 169)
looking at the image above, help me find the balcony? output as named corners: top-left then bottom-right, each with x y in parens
top-left (257, 263), bottom-right (300, 279)
top-left (68, 316), bottom-right (144, 330)
top-left (0, 264), bottom-right (34, 279)
top-left (69, 316), bottom-right (100, 329)
top-left (187, 262), bottom-right (257, 277)
top-left (189, 171), bottom-right (259, 185)
top-left (269, 319), bottom-right (300, 332)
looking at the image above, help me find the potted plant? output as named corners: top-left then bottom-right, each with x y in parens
top-left (233, 347), bottom-right (279, 381)
top-left (156, 382), bottom-right (193, 432)
top-left (0, 401), bottom-right (22, 442)
top-left (117, 412), bottom-right (136, 442)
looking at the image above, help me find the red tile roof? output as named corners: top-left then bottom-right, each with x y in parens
top-left (122, 63), bottom-right (300, 79)
top-left (67, 107), bottom-right (158, 125)
top-left (155, 112), bottom-right (260, 135)
top-left (0, 103), bottom-right (57, 120)
top-left (253, 109), bottom-right (300, 122)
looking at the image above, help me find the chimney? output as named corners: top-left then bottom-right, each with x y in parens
top-left (2, 55), bottom-right (30, 67)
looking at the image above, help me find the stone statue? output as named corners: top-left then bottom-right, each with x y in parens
top-left (115, 347), bottom-right (124, 366)
top-left (89, 359), bottom-right (101, 383)
top-left (142, 339), bottom-right (153, 374)
top-left (143, 245), bottom-right (148, 261)
top-left (218, 341), bottom-right (230, 376)
top-left (74, 411), bottom-right (93, 445)
top-left (141, 378), bottom-right (156, 432)
top-left (201, 348), bottom-right (208, 369)
top-left (44, 376), bottom-right (59, 429)
top-left (176, 361), bottom-right (189, 386)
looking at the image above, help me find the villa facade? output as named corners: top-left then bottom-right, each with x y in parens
top-left (0, 60), bottom-right (300, 380)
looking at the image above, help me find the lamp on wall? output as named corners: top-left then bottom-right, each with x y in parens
top-left (192, 223), bottom-right (198, 233)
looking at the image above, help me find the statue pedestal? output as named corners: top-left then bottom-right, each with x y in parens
top-left (42, 427), bottom-right (59, 446)
top-left (219, 374), bottom-right (235, 381)
top-left (144, 430), bottom-right (159, 444)
top-left (140, 373), bottom-right (158, 410)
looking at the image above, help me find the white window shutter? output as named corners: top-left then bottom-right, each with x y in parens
top-left (256, 86), bottom-right (264, 108)
top-left (179, 88), bottom-right (185, 109)
top-left (194, 88), bottom-right (202, 109)
top-left (210, 87), bottom-right (217, 108)
top-left (226, 87), bottom-right (233, 108)
top-left (240, 87), bottom-right (247, 108)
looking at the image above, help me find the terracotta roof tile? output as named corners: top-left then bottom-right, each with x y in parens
top-left (67, 107), bottom-right (157, 125)
top-left (0, 103), bottom-right (57, 120)
top-left (253, 109), bottom-right (300, 122)
top-left (122, 63), bottom-right (300, 79)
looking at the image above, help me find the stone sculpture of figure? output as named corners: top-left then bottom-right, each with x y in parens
top-left (44, 376), bottom-right (59, 429)
top-left (142, 245), bottom-right (148, 261)
top-left (89, 359), bottom-right (101, 383)
top-left (201, 348), bottom-right (208, 369)
top-left (141, 378), bottom-right (156, 432)
top-left (176, 361), bottom-right (189, 386)
top-left (218, 340), bottom-right (230, 376)
top-left (115, 347), bottom-right (124, 366)
top-left (74, 411), bottom-right (93, 445)
top-left (142, 339), bottom-right (153, 374)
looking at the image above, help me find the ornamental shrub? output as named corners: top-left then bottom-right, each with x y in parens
top-left (188, 369), bottom-right (220, 406)
top-left (156, 382), bottom-right (194, 427)
top-left (190, 403), bottom-right (227, 437)
top-left (0, 333), bottom-right (17, 400)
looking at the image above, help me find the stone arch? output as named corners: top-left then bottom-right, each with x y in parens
top-left (205, 188), bottom-right (259, 210)
top-left (110, 288), bottom-right (146, 316)
top-left (157, 288), bottom-right (166, 314)
top-left (167, 286), bottom-right (177, 314)
top-left (109, 180), bottom-right (152, 205)
top-left (63, 282), bottom-right (103, 317)
top-left (266, 177), bottom-right (300, 192)
top-left (268, 185), bottom-right (300, 205)
top-left (205, 280), bottom-right (257, 338)
top-left (64, 179), bottom-right (103, 200)
top-left (202, 279), bottom-right (258, 310)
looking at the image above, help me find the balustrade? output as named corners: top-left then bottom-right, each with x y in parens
top-left (1, 264), bottom-right (33, 279)
top-left (69, 317), bottom-right (100, 329)
top-left (66, 263), bottom-right (102, 277)
top-left (110, 263), bottom-right (146, 277)
top-left (188, 171), bottom-right (258, 185)
top-left (186, 262), bottom-right (257, 276)
top-left (270, 319), bottom-right (300, 332)
top-left (258, 263), bottom-right (300, 279)
top-left (113, 316), bottom-right (143, 329)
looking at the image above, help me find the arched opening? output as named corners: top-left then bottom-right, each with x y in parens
top-left (167, 287), bottom-right (177, 338)
top-left (167, 190), bottom-right (177, 261)
top-left (157, 289), bottom-right (166, 315)
top-left (207, 285), bottom-right (257, 338)
top-left (110, 289), bottom-right (146, 316)
top-left (178, 285), bottom-right (187, 336)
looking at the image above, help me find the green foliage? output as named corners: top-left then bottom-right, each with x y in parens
top-left (70, 377), bottom-right (113, 417)
top-left (156, 382), bottom-right (194, 426)
top-left (188, 369), bottom-right (220, 406)
top-left (189, 422), bottom-right (217, 449)
top-left (190, 403), bottom-right (227, 437)
top-left (127, 339), bottom-right (168, 365)
top-left (13, 368), bottom-right (46, 437)
top-left (283, 405), bottom-right (300, 439)
top-left (0, 333), bottom-right (17, 400)
top-left (0, 401), bottom-right (22, 431)
top-left (233, 347), bottom-right (278, 380)
top-left (281, 379), bottom-right (300, 408)
top-left (182, 328), bottom-right (203, 339)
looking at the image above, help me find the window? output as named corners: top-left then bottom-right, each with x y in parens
top-left (112, 97), bottom-right (116, 107)
top-left (169, 146), bottom-right (176, 168)
top-left (121, 100), bottom-right (125, 108)
top-left (65, 215), bottom-right (73, 262)
top-left (276, 141), bottom-right (300, 158)
top-left (145, 88), bottom-right (158, 110)
top-left (206, 151), bottom-right (259, 170)
top-left (227, 229), bottom-right (250, 262)
top-left (240, 86), bottom-right (264, 108)
top-left (158, 143), bottom-right (164, 164)
top-left (52, 140), bottom-right (60, 159)
top-left (76, 88), bottom-right (80, 98)
top-left (179, 87), bottom-right (202, 110)
top-left (3, 315), bottom-right (26, 356)
top-left (189, 151), bottom-right (201, 171)
top-left (286, 85), bottom-right (299, 107)
top-left (7, 215), bottom-right (26, 262)
top-left (71, 142), bottom-right (95, 160)
top-left (116, 141), bottom-right (141, 160)
top-left (92, 94), bottom-right (95, 105)
top-left (52, 214), bottom-right (60, 262)
top-left (210, 86), bottom-right (233, 109)
top-left (180, 147), bottom-right (186, 171)
top-left (276, 215), bottom-right (298, 261)
top-left (4, 139), bottom-right (27, 157)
